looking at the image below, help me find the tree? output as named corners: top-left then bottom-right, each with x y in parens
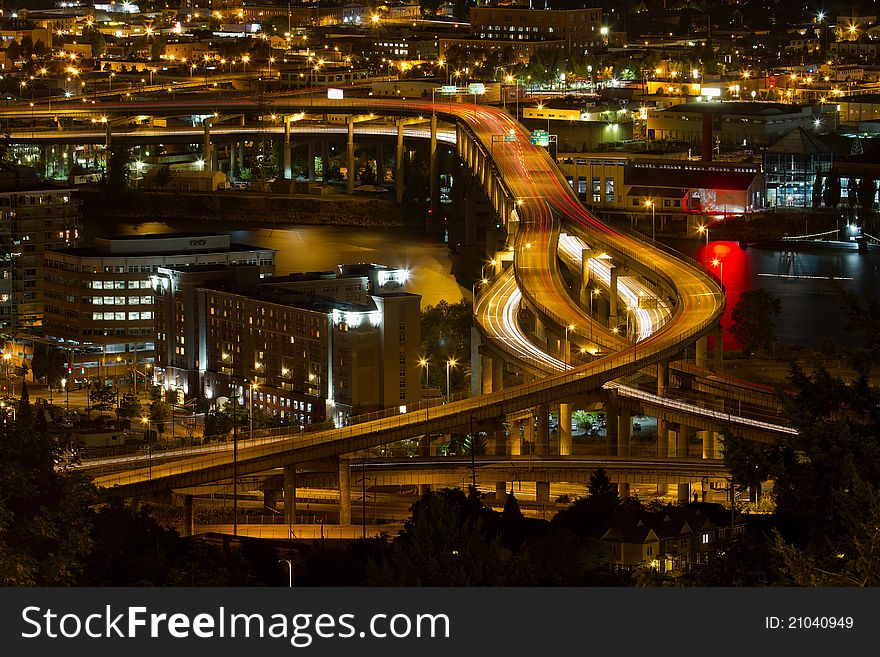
top-left (88, 382), bottom-right (116, 414)
top-left (6, 41), bottom-right (21, 63)
top-left (204, 409), bottom-right (232, 439)
top-left (32, 40), bottom-right (46, 58)
top-left (0, 391), bottom-right (95, 585)
top-left (728, 288), bottom-right (782, 355)
top-left (153, 163), bottom-right (172, 189)
top-left (30, 344), bottom-right (64, 389)
top-left (149, 398), bottom-right (172, 435)
top-left (418, 0), bottom-right (443, 17)
top-left (858, 177), bottom-right (876, 211)
top-left (420, 300), bottom-right (472, 391)
top-left (823, 174), bottom-right (840, 208)
top-left (106, 145), bottom-right (132, 192)
top-left (811, 171), bottom-right (823, 210)
top-left (116, 392), bottom-right (142, 425)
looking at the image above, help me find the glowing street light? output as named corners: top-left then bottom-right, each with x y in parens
top-left (697, 224), bottom-right (710, 271)
top-left (711, 258), bottom-right (724, 285)
top-left (445, 358), bottom-right (457, 402)
top-left (644, 199), bottom-right (656, 243)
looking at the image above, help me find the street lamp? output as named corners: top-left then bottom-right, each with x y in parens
top-left (61, 377), bottom-right (68, 411)
top-left (697, 224), bottom-right (709, 271)
top-left (250, 382), bottom-right (259, 441)
top-left (712, 258), bottom-right (724, 285)
top-left (645, 199), bottom-right (656, 243)
top-left (445, 358), bottom-right (456, 402)
top-left (278, 559), bottom-right (293, 587)
top-left (2, 352), bottom-right (11, 396)
top-left (469, 414), bottom-right (477, 493)
top-left (418, 358), bottom-right (429, 390)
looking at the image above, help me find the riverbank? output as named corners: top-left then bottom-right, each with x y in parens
top-left (79, 188), bottom-right (407, 228)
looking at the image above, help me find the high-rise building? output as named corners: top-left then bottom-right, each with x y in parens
top-left (0, 168), bottom-right (80, 331)
top-left (43, 233), bottom-right (276, 379)
top-left (152, 263), bottom-right (421, 426)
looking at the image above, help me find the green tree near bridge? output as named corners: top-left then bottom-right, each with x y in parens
top-left (729, 289), bottom-right (781, 356)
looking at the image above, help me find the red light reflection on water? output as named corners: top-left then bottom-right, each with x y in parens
top-left (694, 240), bottom-right (749, 351)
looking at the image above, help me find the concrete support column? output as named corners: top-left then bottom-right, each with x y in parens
top-left (522, 418), bottom-right (534, 454)
top-left (419, 435), bottom-right (432, 495)
top-left (535, 481), bottom-right (550, 503)
top-left (283, 464), bottom-right (296, 525)
top-left (229, 142), bottom-right (237, 178)
top-left (507, 423), bottom-right (522, 455)
top-left (618, 409), bottom-right (632, 457)
top-left (481, 354), bottom-right (493, 394)
top-left (430, 114), bottom-right (439, 214)
top-left (492, 428), bottom-right (506, 456)
top-left (181, 494), bottom-right (193, 537)
top-left (609, 266), bottom-right (619, 325)
top-left (558, 403), bottom-right (572, 456)
top-left (283, 116), bottom-right (291, 178)
top-left (678, 426), bottom-right (692, 458)
top-left (395, 120), bottom-right (405, 203)
top-left (347, 119), bottom-right (356, 194)
top-left (307, 141), bottom-right (316, 180)
top-left (495, 481), bottom-right (507, 502)
top-left (618, 482), bottom-right (631, 498)
top-left (699, 430), bottom-right (716, 460)
top-left (713, 324), bottom-right (723, 371)
top-left (464, 175), bottom-right (477, 246)
top-left (677, 482), bottom-right (691, 502)
top-left (492, 357), bottom-right (504, 392)
top-left (321, 140), bottom-right (330, 181)
top-left (375, 141), bottom-right (384, 185)
top-left (535, 403), bottom-right (550, 456)
top-left (657, 360), bottom-right (669, 397)
top-left (338, 457), bottom-right (351, 525)
top-left (696, 335), bottom-right (709, 368)
top-left (605, 388), bottom-right (619, 456)
top-left (657, 418), bottom-right (669, 458)
top-left (264, 488), bottom-right (278, 511)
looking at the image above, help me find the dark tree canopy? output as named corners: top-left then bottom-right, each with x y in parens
top-left (729, 288), bottom-right (782, 355)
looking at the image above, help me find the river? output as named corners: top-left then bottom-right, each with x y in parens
top-left (100, 221), bottom-right (877, 349)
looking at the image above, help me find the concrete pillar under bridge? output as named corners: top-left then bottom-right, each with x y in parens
top-left (263, 488), bottom-right (278, 512)
top-left (283, 464), bottom-right (296, 526)
top-left (430, 114), bottom-right (439, 214)
top-left (605, 388), bottom-right (619, 456)
top-left (700, 430), bottom-right (721, 460)
top-left (496, 481), bottom-right (507, 502)
top-left (535, 481), bottom-right (551, 504)
top-left (338, 457), bottom-right (352, 525)
top-left (677, 482), bottom-right (691, 502)
top-left (695, 335), bottom-right (709, 368)
top-left (307, 141), bottom-right (316, 180)
top-left (558, 403), bottom-right (572, 456)
top-left (283, 115), bottom-right (291, 178)
top-left (617, 409), bottom-right (632, 458)
top-left (375, 141), bottom-right (385, 186)
top-left (535, 403), bottom-right (550, 456)
top-left (419, 435), bottom-right (432, 495)
top-left (657, 360), bottom-right (669, 397)
top-left (321, 140), bottom-right (330, 182)
top-left (396, 119), bottom-right (405, 203)
top-left (714, 324), bottom-right (724, 371)
top-left (203, 120), bottom-right (213, 170)
top-left (347, 118), bottom-right (356, 194)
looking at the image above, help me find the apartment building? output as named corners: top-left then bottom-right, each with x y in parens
top-left (153, 263), bottom-right (421, 426)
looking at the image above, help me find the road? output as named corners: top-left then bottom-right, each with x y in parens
top-left (25, 95), bottom-right (726, 495)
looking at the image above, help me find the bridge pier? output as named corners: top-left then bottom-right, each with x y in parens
top-left (395, 119), bottom-right (406, 203)
top-left (657, 360), bottom-right (669, 397)
top-left (535, 481), bottom-right (550, 504)
top-left (203, 120), bottom-right (213, 170)
top-left (181, 494), bottom-right (194, 537)
top-left (609, 266), bottom-right (619, 327)
top-left (535, 403), bottom-right (550, 456)
top-left (347, 118), bottom-right (356, 194)
top-left (657, 418), bottom-right (669, 458)
top-left (617, 409), bottom-right (632, 457)
top-left (264, 487), bottom-right (278, 512)
top-left (283, 116), bottom-right (291, 178)
top-left (677, 482), bottom-right (691, 502)
top-left (677, 425), bottom-right (693, 458)
top-left (283, 464), bottom-right (296, 526)
top-left (495, 481), bottom-right (507, 502)
top-left (695, 335), bottom-right (709, 368)
top-left (430, 114), bottom-right (439, 214)
top-left (419, 435), bottom-right (432, 495)
top-left (713, 325), bottom-right (723, 371)
top-left (618, 482), bottom-right (631, 498)
top-left (321, 140), bottom-right (330, 181)
top-left (308, 141), bottom-right (316, 180)
top-left (558, 402), bottom-right (572, 456)
top-left (375, 141), bottom-right (385, 185)
top-left (338, 457), bottom-right (351, 525)
top-left (699, 430), bottom-right (716, 460)
top-left (605, 388), bottom-right (619, 456)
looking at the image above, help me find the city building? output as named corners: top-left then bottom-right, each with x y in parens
top-left (646, 102), bottom-right (817, 148)
top-left (0, 168), bottom-right (80, 331)
top-left (42, 233), bottom-right (276, 379)
top-left (440, 4), bottom-right (602, 64)
top-left (556, 154), bottom-right (765, 215)
top-left (764, 127), bottom-right (834, 207)
top-left (152, 263), bottom-right (421, 426)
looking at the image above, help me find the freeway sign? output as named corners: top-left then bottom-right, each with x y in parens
top-left (441, 85), bottom-right (457, 95)
top-left (467, 83), bottom-right (486, 95)
top-left (504, 134), bottom-right (517, 142)
top-left (529, 130), bottom-right (550, 146)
